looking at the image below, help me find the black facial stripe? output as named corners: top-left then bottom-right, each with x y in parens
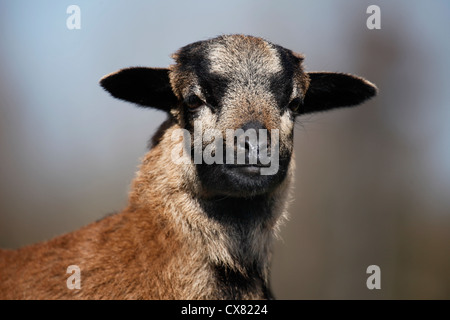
top-left (176, 41), bottom-right (230, 111)
top-left (270, 73), bottom-right (293, 112)
top-left (197, 73), bottom-right (229, 110)
top-left (175, 40), bottom-right (210, 67)
top-left (270, 45), bottom-right (302, 110)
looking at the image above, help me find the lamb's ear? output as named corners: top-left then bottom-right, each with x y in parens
top-left (99, 67), bottom-right (178, 112)
top-left (300, 72), bottom-right (377, 115)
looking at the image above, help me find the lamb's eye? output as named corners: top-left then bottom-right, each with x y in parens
top-left (288, 97), bottom-right (302, 113)
top-left (185, 95), bottom-right (205, 112)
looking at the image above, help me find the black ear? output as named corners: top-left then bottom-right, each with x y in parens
top-left (99, 67), bottom-right (178, 111)
top-left (300, 72), bottom-right (377, 115)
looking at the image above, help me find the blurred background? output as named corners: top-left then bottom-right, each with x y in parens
top-left (1, 0), bottom-right (449, 299)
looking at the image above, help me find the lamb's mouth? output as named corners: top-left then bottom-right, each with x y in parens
top-left (226, 163), bottom-right (271, 176)
top-left (195, 156), bottom-right (289, 198)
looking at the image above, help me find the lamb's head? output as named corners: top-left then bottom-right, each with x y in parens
top-left (100, 35), bottom-right (377, 199)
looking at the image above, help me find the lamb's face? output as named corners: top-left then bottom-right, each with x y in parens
top-left (99, 34), bottom-right (377, 199)
top-left (169, 35), bottom-right (307, 197)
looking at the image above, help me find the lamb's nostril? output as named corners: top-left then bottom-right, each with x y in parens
top-left (244, 136), bottom-right (258, 153)
top-left (237, 121), bottom-right (271, 166)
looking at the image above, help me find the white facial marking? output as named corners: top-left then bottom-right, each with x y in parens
top-left (208, 41), bottom-right (282, 77)
top-left (290, 85), bottom-right (300, 101)
top-left (280, 110), bottom-right (294, 133)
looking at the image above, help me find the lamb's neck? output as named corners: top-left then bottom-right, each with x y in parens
top-left (196, 194), bottom-right (281, 281)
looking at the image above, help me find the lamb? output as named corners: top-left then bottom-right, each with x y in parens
top-left (0, 34), bottom-right (377, 299)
